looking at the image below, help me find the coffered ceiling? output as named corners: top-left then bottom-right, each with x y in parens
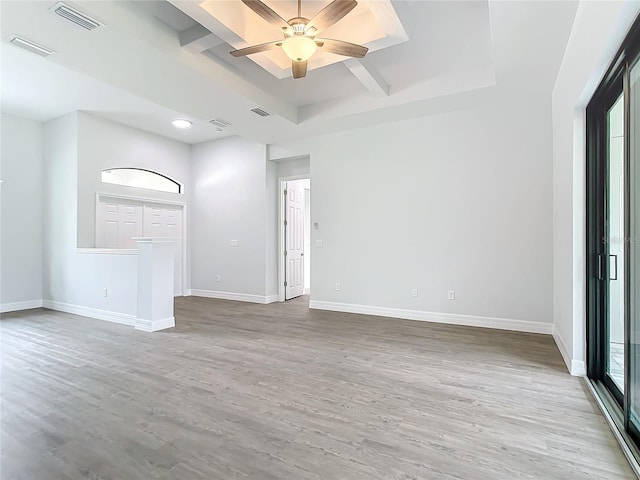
top-left (0, 0), bottom-right (578, 145)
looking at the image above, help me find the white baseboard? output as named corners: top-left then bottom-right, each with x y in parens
top-left (42, 300), bottom-right (136, 327)
top-left (303, 287), bottom-right (310, 295)
top-left (188, 289), bottom-right (277, 305)
top-left (265, 294), bottom-right (279, 304)
top-left (571, 359), bottom-right (587, 376)
top-left (135, 316), bottom-right (175, 332)
top-left (309, 300), bottom-right (553, 335)
top-left (552, 324), bottom-right (586, 376)
top-left (0, 299), bottom-right (44, 314)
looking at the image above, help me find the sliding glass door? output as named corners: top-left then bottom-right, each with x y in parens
top-left (586, 18), bottom-right (640, 455)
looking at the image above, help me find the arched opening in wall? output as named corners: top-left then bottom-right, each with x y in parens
top-left (101, 168), bottom-right (183, 194)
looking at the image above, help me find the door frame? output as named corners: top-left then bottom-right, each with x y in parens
top-left (278, 175), bottom-right (310, 302)
top-left (585, 13), bottom-right (640, 460)
top-left (96, 192), bottom-right (188, 297)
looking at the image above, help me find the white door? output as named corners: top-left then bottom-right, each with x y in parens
top-left (143, 205), bottom-right (183, 297)
top-left (96, 200), bottom-right (143, 249)
top-left (285, 181), bottom-right (305, 299)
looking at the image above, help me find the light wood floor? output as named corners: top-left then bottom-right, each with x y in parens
top-left (1, 296), bottom-right (634, 479)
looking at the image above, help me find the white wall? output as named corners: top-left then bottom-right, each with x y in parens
top-left (0, 114), bottom-right (43, 311)
top-left (43, 112), bottom-right (139, 322)
top-left (76, 113), bottom-right (190, 248)
top-left (551, 0), bottom-right (640, 375)
top-left (190, 136), bottom-right (272, 300)
top-left (270, 91), bottom-right (555, 331)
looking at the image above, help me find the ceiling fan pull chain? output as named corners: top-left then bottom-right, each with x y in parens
top-left (298, 0), bottom-right (301, 18)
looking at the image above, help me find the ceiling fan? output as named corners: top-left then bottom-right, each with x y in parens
top-left (230, 0), bottom-right (368, 79)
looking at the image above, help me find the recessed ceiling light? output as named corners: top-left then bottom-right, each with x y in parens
top-left (172, 119), bottom-right (192, 129)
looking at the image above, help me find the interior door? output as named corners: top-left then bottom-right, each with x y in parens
top-left (143, 205), bottom-right (183, 296)
top-left (96, 200), bottom-right (143, 249)
top-left (285, 181), bottom-right (304, 300)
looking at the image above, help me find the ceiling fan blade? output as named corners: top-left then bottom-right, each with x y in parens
top-left (305, 0), bottom-right (357, 34)
top-left (241, 0), bottom-right (293, 35)
top-left (230, 40), bottom-right (283, 57)
top-left (316, 38), bottom-right (368, 58)
top-left (292, 60), bottom-right (308, 79)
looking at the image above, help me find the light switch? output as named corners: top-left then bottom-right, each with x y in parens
top-left (314, 222), bottom-right (319, 230)
top-left (315, 240), bottom-right (323, 248)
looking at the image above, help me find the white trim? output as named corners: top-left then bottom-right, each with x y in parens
top-left (188, 289), bottom-right (276, 305)
top-left (1, 299), bottom-right (43, 313)
top-left (42, 300), bottom-right (135, 326)
top-left (571, 359), bottom-right (587, 376)
top-left (309, 300), bottom-right (553, 334)
top-left (76, 248), bottom-right (137, 255)
top-left (135, 316), bottom-right (175, 332)
top-left (552, 324), bottom-right (586, 376)
top-left (265, 294), bottom-right (279, 304)
top-left (96, 191), bottom-right (185, 207)
top-left (553, 324), bottom-right (572, 373)
top-left (303, 287), bottom-right (310, 295)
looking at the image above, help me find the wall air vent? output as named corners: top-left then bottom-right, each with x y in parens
top-left (8, 35), bottom-right (54, 57)
top-left (250, 108), bottom-right (271, 117)
top-left (51, 2), bottom-right (102, 30)
top-left (209, 118), bottom-right (231, 128)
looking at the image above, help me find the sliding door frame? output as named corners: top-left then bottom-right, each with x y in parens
top-left (586, 14), bottom-right (640, 451)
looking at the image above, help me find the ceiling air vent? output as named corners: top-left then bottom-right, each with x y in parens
top-left (209, 118), bottom-right (231, 128)
top-left (8, 35), bottom-right (54, 57)
top-left (52, 2), bottom-right (102, 30)
top-left (250, 108), bottom-right (271, 117)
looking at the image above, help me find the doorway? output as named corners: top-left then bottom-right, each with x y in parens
top-left (279, 177), bottom-right (310, 301)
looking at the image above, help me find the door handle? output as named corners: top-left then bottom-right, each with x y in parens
top-left (598, 254), bottom-right (604, 280)
top-left (610, 254), bottom-right (618, 281)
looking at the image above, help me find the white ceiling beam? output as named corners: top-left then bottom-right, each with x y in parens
top-left (179, 24), bottom-right (224, 54)
top-left (344, 59), bottom-right (389, 97)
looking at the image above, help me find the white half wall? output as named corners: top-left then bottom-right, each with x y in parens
top-left (190, 136), bottom-right (271, 298)
top-left (552, 0), bottom-right (640, 375)
top-left (0, 114), bottom-right (43, 310)
top-left (43, 112), bottom-right (138, 321)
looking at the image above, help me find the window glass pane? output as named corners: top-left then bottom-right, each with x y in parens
top-left (607, 93), bottom-right (625, 393)
top-left (101, 168), bottom-right (181, 194)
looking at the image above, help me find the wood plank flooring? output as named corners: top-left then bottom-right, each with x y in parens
top-left (1, 296), bottom-right (634, 479)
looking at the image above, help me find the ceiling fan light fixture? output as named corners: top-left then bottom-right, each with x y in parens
top-left (282, 35), bottom-right (317, 62)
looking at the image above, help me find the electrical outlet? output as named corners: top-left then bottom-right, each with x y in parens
top-left (103, 288), bottom-right (108, 297)
top-left (230, 240), bottom-right (238, 247)
top-left (335, 282), bottom-right (341, 291)
top-left (315, 240), bottom-right (323, 248)
top-left (448, 290), bottom-right (455, 300)
top-left (411, 288), bottom-right (418, 297)
top-left (216, 275), bottom-right (221, 282)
